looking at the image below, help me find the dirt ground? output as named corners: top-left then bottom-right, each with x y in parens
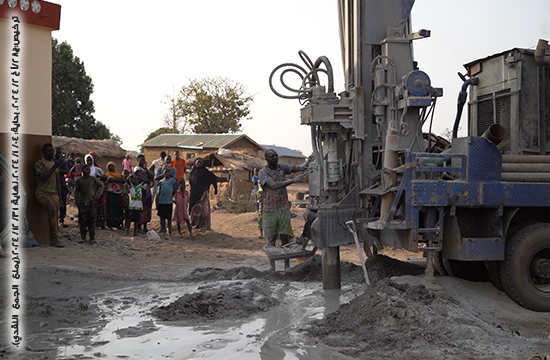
top-left (1, 189), bottom-right (550, 359)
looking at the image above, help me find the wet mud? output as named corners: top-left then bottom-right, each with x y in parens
top-left (149, 254), bottom-right (423, 324)
top-left (3, 254), bottom-right (550, 360)
top-left (182, 253), bottom-right (419, 285)
top-left (305, 278), bottom-right (537, 360)
top-left (152, 280), bottom-right (279, 321)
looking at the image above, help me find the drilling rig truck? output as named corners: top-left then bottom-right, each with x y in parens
top-left (269, 0), bottom-right (550, 311)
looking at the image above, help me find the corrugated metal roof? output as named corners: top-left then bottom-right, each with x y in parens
top-left (141, 133), bottom-right (262, 150)
top-left (261, 144), bottom-right (306, 159)
top-left (463, 47), bottom-right (534, 69)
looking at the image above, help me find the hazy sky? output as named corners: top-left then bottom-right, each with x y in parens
top-left (51, 0), bottom-right (549, 154)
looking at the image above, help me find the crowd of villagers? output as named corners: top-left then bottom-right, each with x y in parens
top-left (60, 150), bottom-right (217, 242)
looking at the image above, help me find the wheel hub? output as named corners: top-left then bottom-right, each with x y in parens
top-left (531, 257), bottom-right (550, 279)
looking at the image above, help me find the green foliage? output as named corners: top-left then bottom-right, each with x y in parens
top-left (140, 127), bottom-right (174, 152)
top-left (143, 127), bottom-right (173, 143)
top-left (51, 38), bottom-right (113, 139)
top-left (176, 76), bottom-right (254, 134)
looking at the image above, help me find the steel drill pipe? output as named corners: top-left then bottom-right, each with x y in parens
top-left (502, 163), bottom-right (550, 173)
top-left (502, 155), bottom-right (550, 163)
top-left (501, 172), bottom-right (550, 182)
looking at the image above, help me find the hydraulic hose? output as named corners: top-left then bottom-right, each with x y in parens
top-left (269, 51), bottom-right (335, 102)
top-left (452, 73), bottom-right (478, 138)
top-left (314, 56), bottom-right (334, 93)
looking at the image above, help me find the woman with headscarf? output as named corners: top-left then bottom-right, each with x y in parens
top-left (84, 154), bottom-right (104, 178)
top-left (87, 152), bottom-right (102, 167)
top-left (189, 157), bottom-right (218, 230)
top-left (105, 161), bottom-right (126, 229)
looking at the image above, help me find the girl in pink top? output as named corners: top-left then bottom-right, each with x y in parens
top-left (173, 179), bottom-right (192, 236)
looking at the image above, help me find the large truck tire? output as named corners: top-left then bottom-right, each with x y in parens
top-left (433, 251), bottom-right (449, 276)
top-left (485, 261), bottom-right (504, 292)
top-left (500, 223), bottom-right (550, 312)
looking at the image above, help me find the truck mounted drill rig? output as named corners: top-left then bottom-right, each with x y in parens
top-left (269, 0), bottom-right (550, 311)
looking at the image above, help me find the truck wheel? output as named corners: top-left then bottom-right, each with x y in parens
top-left (485, 261), bottom-right (504, 292)
top-left (433, 251), bottom-right (448, 276)
top-left (500, 223), bottom-right (550, 312)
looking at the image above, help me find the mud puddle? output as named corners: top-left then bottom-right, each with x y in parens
top-left (53, 280), bottom-right (364, 359)
top-left (10, 255), bottom-right (549, 360)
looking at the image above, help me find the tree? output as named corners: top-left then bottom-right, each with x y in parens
top-left (110, 134), bottom-right (123, 146)
top-left (51, 38), bottom-right (113, 139)
top-left (162, 92), bottom-right (190, 133)
top-left (440, 126), bottom-right (462, 141)
top-left (175, 76), bottom-right (254, 134)
top-left (440, 128), bottom-right (453, 142)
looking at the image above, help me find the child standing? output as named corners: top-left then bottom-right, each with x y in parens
top-left (121, 169), bottom-right (130, 229)
top-left (173, 178), bottom-right (193, 237)
top-left (74, 164), bottom-right (105, 243)
top-left (69, 157), bottom-right (84, 181)
top-left (157, 167), bottom-right (177, 238)
top-left (126, 174), bottom-right (143, 236)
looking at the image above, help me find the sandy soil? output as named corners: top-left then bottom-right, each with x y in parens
top-left (1, 191), bottom-right (550, 359)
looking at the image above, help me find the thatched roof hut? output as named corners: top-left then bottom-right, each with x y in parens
top-left (51, 136), bottom-right (129, 170)
top-left (188, 151), bottom-right (266, 199)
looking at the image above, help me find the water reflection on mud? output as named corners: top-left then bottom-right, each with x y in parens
top-left (57, 281), bottom-right (363, 359)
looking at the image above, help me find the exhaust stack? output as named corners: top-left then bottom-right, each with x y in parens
top-left (481, 124), bottom-right (506, 146)
top-left (534, 39), bottom-right (550, 66)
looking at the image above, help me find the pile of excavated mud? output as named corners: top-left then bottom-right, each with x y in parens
top-left (304, 279), bottom-right (537, 360)
top-left (152, 254), bottom-right (425, 323)
top-left (182, 254), bottom-right (424, 284)
top-left (152, 279), bottom-right (278, 321)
